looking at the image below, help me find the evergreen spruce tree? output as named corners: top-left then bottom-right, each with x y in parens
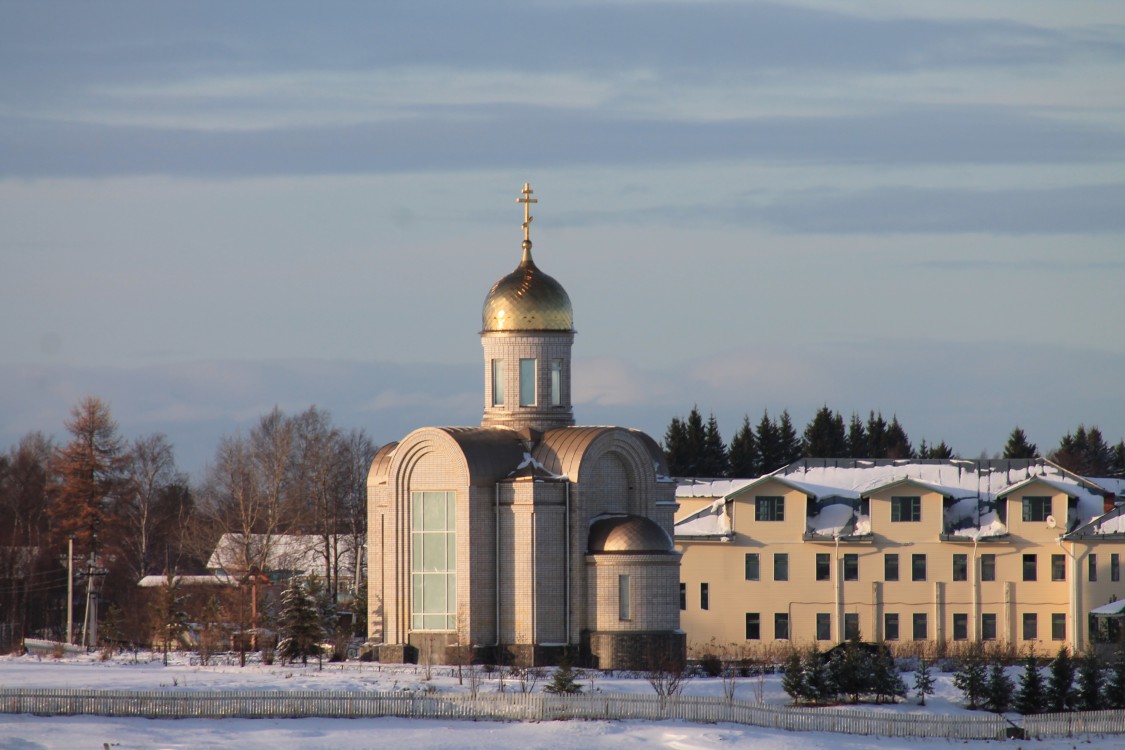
top-left (846, 413), bottom-right (868, 458)
top-left (918, 440), bottom-right (953, 459)
top-left (802, 405), bottom-right (848, 459)
top-left (1014, 651), bottom-right (1046, 715)
top-left (777, 410), bottom-right (803, 466)
top-left (1051, 425), bottom-right (1111, 476)
top-left (1109, 440), bottom-right (1125, 479)
top-left (884, 416), bottom-right (913, 459)
top-left (801, 645), bottom-right (835, 705)
top-left (1045, 646), bottom-right (1078, 712)
top-left (870, 647), bottom-right (906, 704)
top-left (830, 640), bottom-right (872, 704)
top-left (728, 415), bottom-right (759, 478)
top-left (865, 411), bottom-right (889, 458)
top-left (1076, 649), bottom-right (1104, 711)
top-left (278, 575), bottom-right (325, 665)
top-left (684, 406), bottom-right (706, 475)
top-left (1003, 426), bottom-right (1038, 459)
top-left (755, 410), bottom-right (783, 474)
top-left (663, 416), bottom-right (689, 476)
top-left (150, 575), bottom-right (189, 665)
top-left (984, 660), bottom-right (1013, 713)
top-left (952, 644), bottom-right (988, 709)
top-left (701, 413), bottom-right (729, 477)
top-left (1105, 649), bottom-right (1125, 709)
top-left (781, 650), bottom-right (807, 704)
top-left (543, 652), bottom-right (582, 694)
top-left (914, 656), bottom-right (936, 706)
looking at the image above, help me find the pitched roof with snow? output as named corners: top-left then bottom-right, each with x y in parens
top-left (674, 458), bottom-right (1113, 542)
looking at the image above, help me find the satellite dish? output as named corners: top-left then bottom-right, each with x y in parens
top-left (1046, 515), bottom-right (1057, 528)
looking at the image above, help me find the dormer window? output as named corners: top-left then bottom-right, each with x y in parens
top-left (755, 496), bottom-right (784, 522)
top-left (891, 496), bottom-right (921, 522)
top-left (1023, 496), bottom-right (1051, 522)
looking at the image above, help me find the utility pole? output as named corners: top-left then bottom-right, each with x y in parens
top-left (67, 538), bottom-right (74, 645)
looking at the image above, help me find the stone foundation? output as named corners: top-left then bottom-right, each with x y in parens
top-left (585, 630), bottom-right (686, 671)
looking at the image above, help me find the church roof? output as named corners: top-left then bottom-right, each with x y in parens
top-left (588, 515), bottom-right (675, 554)
top-left (481, 243), bottom-right (573, 332)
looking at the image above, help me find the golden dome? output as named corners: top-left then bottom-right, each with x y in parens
top-left (482, 241), bottom-right (573, 332)
top-left (587, 515), bottom-right (674, 554)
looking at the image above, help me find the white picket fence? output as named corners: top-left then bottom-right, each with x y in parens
top-left (0, 688), bottom-right (1023, 738)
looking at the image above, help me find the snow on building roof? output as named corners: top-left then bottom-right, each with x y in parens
top-left (137, 573), bottom-right (237, 588)
top-left (1067, 503), bottom-right (1125, 538)
top-left (675, 458), bottom-right (1109, 541)
top-left (207, 533), bottom-right (360, 580)
top-left (805, 502), bottom-right (859, 538)
top-left (1090, 599), bottom-right (1125, 616)
top-left (674, 496), bottom-right (731, 539)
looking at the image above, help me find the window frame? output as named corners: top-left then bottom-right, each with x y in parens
top-left (1023, 554), bottom-right (1037, 582)
top-left (755, 496), bottom-right (785, 522)
top-left (884, 613), bottom-right (900, 641)
top-left (774, 612), bottom-right (790, 640)
top-left (912, 553), bottom-right (927, 582)
top-left (700, 582), bottom-right (709, 611)
top-left (953, 613), bottom-right (968, 641)
top-left (774, 553), bottom-right (789, 582)
top-left (491, 359), bottom-right (505, 406)
top-left (518, 358), bottom-right (536, 407)
top-left (981, 554), bottom-right (996, 581)
top-left (844, 612), bottom-right (860, 641)
top-left (745, 552), bottom-right (760, 581)
top-left (1052, 613), bottom-right (1066, 641)
top-left (912, 613), bottom-right (928, 641)
top-left (816, 613), bottom-right (831, 641)
top-left (953, 553), bottom-right (968, 582)
top-left (981, 613), bottom-right (997, 641)
top-left (1023, 612), bottom-right (1038, 641)
top-left (745, 612), bottom-right (761, 640)
top-left (843, 553), bottom-right (859, 581)
top-left (884, 553), bottom-right (899, 582)
top-left (1089, 554), bottom-right (1098, 582)
top-left (815, 552), bottom-right (830, 581)
top-left (1051, 554), bottom-right (1066, 582)
top-left (891, 495), bottom-right (922, 522)
top-left (1023, 496), bottom-right (1051, 523)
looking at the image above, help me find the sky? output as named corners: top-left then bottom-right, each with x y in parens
top-left (2, 1), bottom-right (1124, 477)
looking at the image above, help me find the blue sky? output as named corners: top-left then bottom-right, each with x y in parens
top-left (2, 1), bottom-right (1123, 476)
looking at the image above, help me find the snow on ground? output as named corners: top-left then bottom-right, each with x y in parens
top-left (0, 652), bottom-right (1108, 749)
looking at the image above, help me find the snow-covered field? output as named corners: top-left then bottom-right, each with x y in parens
top-left (0, 652), bottom-right (1107, 749)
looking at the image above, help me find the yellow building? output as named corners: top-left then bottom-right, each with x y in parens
top-left (675, 459), bottom-right (1125, 655)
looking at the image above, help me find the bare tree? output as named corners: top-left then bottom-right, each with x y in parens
top-left (118, 433), bottom-right (186, 580)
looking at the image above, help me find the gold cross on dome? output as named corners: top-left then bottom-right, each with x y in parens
top-left (517, 182), bottom-right (537, 243)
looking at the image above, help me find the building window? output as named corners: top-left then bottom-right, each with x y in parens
top-left (1089, 554), bottom-right (1098, 582)
top-left (679, 582), bottom-right (686, 611)
top-left (746, 612), bottom-right (760, 640)
top-left (491, 359), bottom-right (505, 406)
top-left (953, 554), bottom-right (968, 582)
top-left (891, 496), bottom-right (921, 522)
top-left (1023, 613), bottom-right (1038, 641)
top-left (1052, 613), bottom-right (1066, 641)
top-left (816, 613), bottom-right (831, 640)
top-left (1052, 554), bottom-right (1065, 582)
top-left (618, 574), bottom-right (631, 620)
top-left (411, 491), bottom-right (457, 631)
top-left (518, 358), bottom-right (536, 406)
top-left (844, 613), bottom-right (860, 641)
top-left (885, 613), bottom-right (899, 641)
top-left (981, 613), bottom-right (997, 641)
top-left (843, 553), bottom-right (859, 581)
top-left (1023, 554), bottom-right (1037, 582)
top-left (981, 554), bottom-right (996, 581)
top-left (912, 554), bottom-right (927, 582)
top-left (775, 613), bottom-right (790, 640)
top-left (913, 613), bottom-right (927, 641)
top-left (1023, 496), bottom-right (1051, 522)
top-left (700, 582), bottom-right (709, 610)
top-left (549, 358), bottom-right (563, 406)
top-left (774, 553), bottom-right (789, 581)
top-left (953, 613), bottom-right (968, 641)
top-left (745, 553), bottom-right (760, 581)
top-left (756, 496), bottom-right (784, 521)
top-left (884, 554), bottom-right (899, 581)
top-left (1113, 554), bottom-right (1120, 582)
top-left (815, 553), bottom-right (830, 581)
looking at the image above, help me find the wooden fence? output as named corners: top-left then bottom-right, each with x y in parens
top-left (0, 688), bottom-right (1022, 739)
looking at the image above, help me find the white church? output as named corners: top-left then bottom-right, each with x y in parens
top-left (366, 185), bottom-right (683, 668)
